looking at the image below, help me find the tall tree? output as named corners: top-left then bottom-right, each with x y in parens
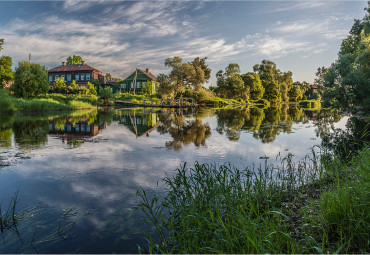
top-left (314, 66), bottom-right (328, 96)
top-left (241, 72), bottom-right (264, 100)
top-left (0, 56), bottom-right (13, 87)
top-left (216, 63), bottom-right (249, 100)
top-left (0, 39), bottom-right (14, 87)
top-left (162, 56), bottom-right (212, 98)
top-left (0, 39), bottom-right (4, 52)
top-left (12, 61), bottom-right (49, 98)
top-left (66, 55), bottom-right (83, 65)
top-left (105, 73), bottom-right (112, 80)
top-left (323, 2), bottom-right (370, 110)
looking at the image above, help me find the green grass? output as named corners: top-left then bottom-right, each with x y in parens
top-left (0, 90), bottom-right (95, 113)
top-left (299, 100), bottom-right (321, 109)
top-left (137, 146), bottom-right (370, 254)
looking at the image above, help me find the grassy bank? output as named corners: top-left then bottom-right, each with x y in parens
top-left (138, 147), bottom-right (369, 254)
top-left (0, 90), bottom-right (96, 113)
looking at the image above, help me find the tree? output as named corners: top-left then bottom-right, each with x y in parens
top-left (157, 74), bottom-right (176, 98)
top-left (216, 63), bottom-right (249, 100)
top-left (105, 73), bottom-right (112, 80)
top-left (0, 39), bottom-right (3, 52)
top-left (66, 55), bottom-right (83, 65)
top-left (322, 2), bottom-right (370, 110)
top-left (288, 83), bottom-right (304, 102)
top-left (314, 66), bottom-right (328, 96)
top-left (54, 77), bottom-right (67, 92)
top-left (100, 87), bottom-right (113, 105)
top-left (87, 81), bottom-right (97, 95)
top-left (163, 56), bottom-right (212, 98)
top-left (0, 56), bottom-right (13, 87)
top-left (263, 80), bottom-right (281, 102)
top-left (253, 59), bottom-right (293, 102)
top-left (241, 72), bottom-right (264, 100)
top-left (12, 61), bottom-right (49, 98)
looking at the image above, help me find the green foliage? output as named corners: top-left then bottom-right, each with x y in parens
top-left (288, 83), bottom-right (305, 102)
top-left (161, 56), bottom-right (212, 98)
top-left (241, 72), bottom-right (264, 100)
top-left (253, 60), bottom-right (293, 102)
top-left (54, 77), bottom-right (67, 93)
top-left (263, 80), bottom-right (281, 102)
top-left (100, 87), bottom-right (113, 105)
top-left (87, 81), bottom-right (97, 95)
top-left (323, 3), bottom-right (370, 110)
top-left (12, 61), bottom-right (49, 98)
top-left (216, 63), bottom-right (250, 100)
top-left (299, 100), bottom-right (321, 109)
top-left (0, 55), bottom-right (14, 87)
top-left (0, 38), bottom-right (3, 52)
top-left (66, 55), bottom-right (83, 65)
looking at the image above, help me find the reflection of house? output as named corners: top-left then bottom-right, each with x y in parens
top-left (118, 112), bottom-right (160, 137)
top-left (119, 69), bottom-right (159, 94)
top-left (304, 110), bottom-right (318, 121)
top-left (305, 84), bottom-right (318, 99)
top-left (48, 61), bottom-right (105, 89)
top-left (48, 120), bottom-right (106, 140)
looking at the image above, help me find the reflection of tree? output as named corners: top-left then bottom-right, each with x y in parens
top-left (0, 128), bottom-right (12, 147)
top-left (313, 109), bottom-right (342, 138)
top-left (157, 110), bottom-right (211, 151)
top-left (253, 105), bottom-right (295, 143)
top-left (13, 119), bottom-right (49, 149)
top-left (216, 109), bottom-right (250, 141)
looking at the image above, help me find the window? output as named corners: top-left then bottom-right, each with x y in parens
top-left (67, 124), bottom-right (72, 132)
top-left (142, 82), bottom-right (146, 88)
top-left (131, 82), bottom-right (133, 88)
top-left (86, 74), bottom-right (91, 80)
top-left (86, 125), bottom-right (90, 133)
top-left (75, 74), bottom-right (79, 81)
top-left (55, 75), bottom-right (59, 79)
top-left (49, 123), bottom-right (53, 131)
top-left (75, 124), bottom-right (80, 132)
top-left (137, 82), bottom-right (141, 88)
top-left (67, 74), bottom-right (72, 81)
top-left (81, 124), bottom-right (85, 132)
top-left (61, 75), bottom-right (65, 80)
top-left (137, 118), bottom-right (142, 125)
top-left (81, 74), bottom-right (85, 81)
top-left (123, 84), bottom-right (126, 89)
top-left (49, 75), bottom-right (53, 82)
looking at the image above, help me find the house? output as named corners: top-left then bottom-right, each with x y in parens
top-left (48, 61), bottom-right (105, 89)
top-left (115, 109), bottom-right (160, 137)
top-left (119, 68), bottom-right (159, 94)
top-left (305, 84), bottom-right (318, 99)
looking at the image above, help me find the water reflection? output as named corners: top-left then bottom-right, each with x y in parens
top-left (0, 106), bottom-right (346, 253)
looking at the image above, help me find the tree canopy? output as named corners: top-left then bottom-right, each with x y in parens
top-left (241, 72), bottom-right (264, 100)
top-left (0, 39), bottom-right (14, 87)
top-left (0, 39), bottom-right (4, 52)
top-left (216, 63), bottom-right (249, 100)
top-left (158, 56), bottom-right (212, 98)
top-left (66, 55), bottom-right (83, 65)
top-left (12, 61), bottom-right (49, 98)
top-left (322, 2), bottom-right (370, 110)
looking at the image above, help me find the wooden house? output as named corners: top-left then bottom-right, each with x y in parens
top-left (48, 61), bottom-right (105, 89)
top-left (119, 68), bottom-right (159, 94)
top-left (305, 84), bottom-right (318, 99)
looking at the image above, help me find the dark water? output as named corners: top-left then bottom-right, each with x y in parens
top-left (0, 106), bottom-right (346, 253)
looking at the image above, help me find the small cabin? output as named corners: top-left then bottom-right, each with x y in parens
top-left (119, 68), bottom-right (159, 94)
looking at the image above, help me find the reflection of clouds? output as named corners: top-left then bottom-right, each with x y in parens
top-left (0, 109), bottom-right (347, 252)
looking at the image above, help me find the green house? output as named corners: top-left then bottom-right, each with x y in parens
top-left (119, 68), bottom-right (159, 94)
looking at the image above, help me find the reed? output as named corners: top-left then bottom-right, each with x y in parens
top-left (138, 146), bottom-right (369, 254)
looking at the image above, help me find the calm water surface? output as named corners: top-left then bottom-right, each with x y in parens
top-left (0, 106), bottom-right (347, 253)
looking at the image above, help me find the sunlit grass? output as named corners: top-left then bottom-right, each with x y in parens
top-left (138, 146), bottom-right (369, 254)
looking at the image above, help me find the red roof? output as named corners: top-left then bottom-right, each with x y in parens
top-left (48, 64), bottom-right (101, 73)
top-left (138, 69), bottom-right (157, 81)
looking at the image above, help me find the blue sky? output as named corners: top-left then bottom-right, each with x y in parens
top-left (0, 0), bottom-right (367, 85)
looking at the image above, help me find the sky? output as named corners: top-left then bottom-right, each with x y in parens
top-left (0, 0), bottom-right (368, 86)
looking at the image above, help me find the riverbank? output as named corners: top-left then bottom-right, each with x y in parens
top-left (0, 90), bottom-right (97, 113)
top-left (138, 146), bottom-right (369, 254)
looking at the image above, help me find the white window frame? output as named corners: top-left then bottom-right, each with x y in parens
top-left (75, 74), bottom-right (80, 81)
top-left (49, 75), bottom-right (53, 82)
top-left (81, 74), bottom-right (85, 81)
top-left (55, 75), bottom-right (59, 79)
top-left (86, 74), bottom-right (91, 80)
top-left (67, 74), bottom-right (72, 81)
top-left (137, 82), bottom-right (141, 88)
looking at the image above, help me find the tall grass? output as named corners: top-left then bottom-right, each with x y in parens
top-left (137, 146), bottom-right (369, 254)
top-left (0, 89), bottom-right (95, 113)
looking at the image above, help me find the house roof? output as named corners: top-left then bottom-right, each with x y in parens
top-left (123, 69), bottom-right (157, 82)
top-left (311, 84), bottom-right (318, 89)
top-left (48, 64), bottom-right (101, 73)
